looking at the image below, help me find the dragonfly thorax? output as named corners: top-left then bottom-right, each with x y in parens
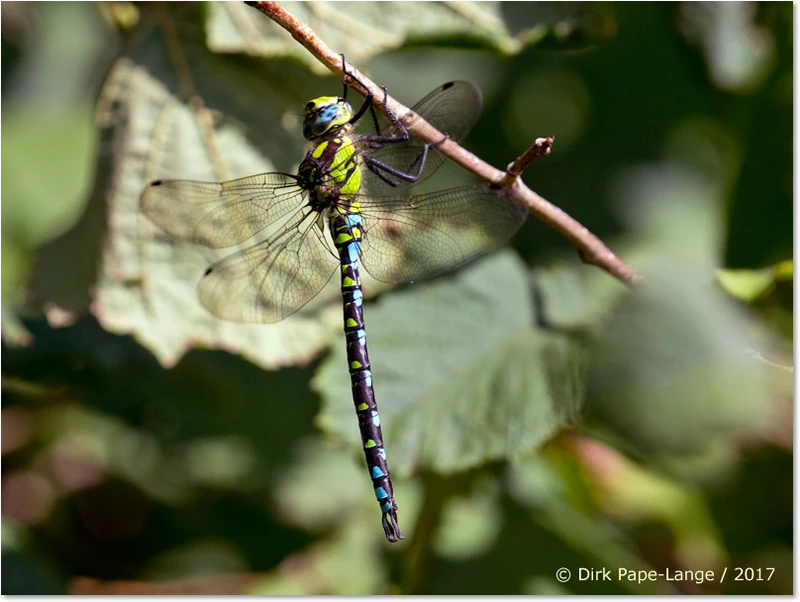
top-left (303, 96), bottom-right (353, 140)
top-left (299, 134), bottom-right (361, 212)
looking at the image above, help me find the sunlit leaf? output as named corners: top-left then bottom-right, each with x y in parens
top-left (314, 252), bottom-right (587, 474)
top-left (716, 260), bottom-right (792, 302)
top-left (565, 436), bottom-right (725, 570)
top-left (679, 3), bottom-right (776, 92)
top-left (249, 521), bottom-right (386, 595)
top-left (33, 5), bottom-right (343, 369)
top-left (433, 475), bottom-right (502, 559)
top-left (587, 269), bottom-right (773, 458)
top-left (532, 262), bottom-right (626, 329)
top-left (272, 439), bottom-right (369, 531)
top-left (207, 2), bottom-right (615, 73)
top-left (716, 267), bottom-right (775, 302)
top-left (507, 448), bottom-right (677, 595)
top-left (209, 2), bottom-right (511, 72)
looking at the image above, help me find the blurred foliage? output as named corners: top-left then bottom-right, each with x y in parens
top-left (1, 1), bottom-right (792, 595)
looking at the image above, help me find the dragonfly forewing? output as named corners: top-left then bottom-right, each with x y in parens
top-left (141, 173), bottom-right (304, 249)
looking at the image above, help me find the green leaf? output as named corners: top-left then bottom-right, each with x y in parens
top-left (587, 268), bottom-right (774, 459)
top-left (716, 267), bottom-right (774, 302)
top-left (314, 252), bottom-right (587, 475)
top-left (1, 107), bottom-right (96, 248)
top-left (774, 260), bottom-right (794, 280)
top-left (507, 450), bottom-right (676, 595)
top-left (433, 475), bottom-right (503, 559)
top-left (532, 262), bottom-right (627, 329)
top-left (678, 3), bottom-right (776, 93)
top-left (716, 260), bottom-right (793, 302)
top-left (206, 2), bottom-right (613, 72)
top-left (249, 521), bottom-right (386, 595)
top-left (208, 2), bottom-right (509, 72)
top-left (34, 5), bottom-right (341, 369)
top-left (2, 2), bottom-right (104, 318)
top-left (272, 439), bottom-right (371, 532)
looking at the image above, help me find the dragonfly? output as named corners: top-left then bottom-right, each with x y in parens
top-left (140, 65), bottom-right (528, 542)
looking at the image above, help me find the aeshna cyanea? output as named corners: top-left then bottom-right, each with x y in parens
top-left (140, 64), bottom-right (527, 542)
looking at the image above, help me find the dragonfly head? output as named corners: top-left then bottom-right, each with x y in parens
top-left (303, 96), bottom-right (353, 140)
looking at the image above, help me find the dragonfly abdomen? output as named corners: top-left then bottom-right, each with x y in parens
top-left (330, 210), bottom-right (403, 543)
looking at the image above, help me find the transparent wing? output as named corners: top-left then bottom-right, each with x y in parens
top-left (362, 81), bottom-right (483, 191)
top-left (357, 184), bottom-right (528, 284)
top-left (197, 209), bottom-right (338, 323)
top-left (140, 173), bottom-right (304, 249)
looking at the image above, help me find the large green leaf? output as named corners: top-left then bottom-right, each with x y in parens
top-left (33, 5), bottom-right (344, 369)
top-left (206, 2), bottom-right (616, 73)
top-left (209, 1), bottom-right (511, 67)
top-left (587, 267), bottom-right (775, 460)
top-left (314, 251), bottom-right (587, 475)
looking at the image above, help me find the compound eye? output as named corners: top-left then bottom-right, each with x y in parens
top-left (304, 101), bottom-right (315, 111)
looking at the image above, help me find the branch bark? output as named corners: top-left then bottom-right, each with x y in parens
top-left (246, 1), bottom-right (644, 286)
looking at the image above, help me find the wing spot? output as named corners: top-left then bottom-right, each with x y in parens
top-left (442, 82), bottom-right (454, 90)
top-left (151, 180), bottom-right (162, 186)
top-left (383, 224), bottom-right (403, 242)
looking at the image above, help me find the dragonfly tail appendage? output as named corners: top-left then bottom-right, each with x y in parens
top-left (382, 504), bottom-right (404, 543)
top-left (332, 211), bottom-right (403, 543)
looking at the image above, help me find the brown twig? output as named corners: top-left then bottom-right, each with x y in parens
top-left (503, 136), bottom-right (555, 185)
top-left (246, 1), bottom-right (644, 286)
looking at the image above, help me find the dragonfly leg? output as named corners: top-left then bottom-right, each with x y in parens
top-left (367, 130), bottom-right (451, 187)
top-left (362, 143), bottom-right (436, 185)
top-left (411, 133), bottom-right (449, 170)
top-left (377, 85), bottom-right (406, 138)
top-left (368, 87), bottom-right (388, 136)
top-left (365, 161), bottom-right (404, 188)
top-left (340, 56), bottom-right (410, 146)
top-left (340, 54), bottom-right (350, 99)
top-left (341, 54), bottom-right (376, 127)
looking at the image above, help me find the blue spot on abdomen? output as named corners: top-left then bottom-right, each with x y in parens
top-left (346, 241), bottom-right (361, 263)
top-left (344, 213), bottom-right (363, 227)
